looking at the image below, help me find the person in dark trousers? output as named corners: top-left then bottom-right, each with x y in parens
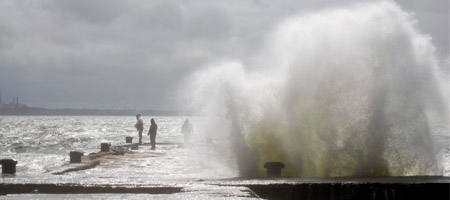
top-left (134, 114), bottom-right (144, 144)
top-left (148, 118), bottom-right (158, 150)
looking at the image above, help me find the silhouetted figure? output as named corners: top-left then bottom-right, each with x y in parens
top-left (134, 114), bottom-right (144, 144)
top-left (181, 119), bottom-right (193, 144)
top-left (148, 118), bottom-right (158, 150)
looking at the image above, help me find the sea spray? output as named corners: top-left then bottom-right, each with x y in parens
top-left (179, 1), bottom-right (449, 177)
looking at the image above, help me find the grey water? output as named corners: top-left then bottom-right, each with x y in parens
top-left (0, 115), bottom-right (448, 185)
top-left (0, 116), bottom-right (237, 185)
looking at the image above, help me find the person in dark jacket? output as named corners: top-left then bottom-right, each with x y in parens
top-left (181, 118), bottom-right (193, 144)
top-left (134, 114), bottom-right (144, 144)
top-left (148, 118), bottom-right (158, 150)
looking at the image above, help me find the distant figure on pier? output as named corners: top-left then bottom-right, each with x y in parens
top-left (134, 114), bottom-right (144, 144)
top-left (181, 119), bottom-right (193, 144)
top-left (148, 118), bottom-right (158, 150)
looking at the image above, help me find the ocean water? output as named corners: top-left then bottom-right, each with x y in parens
top-left (0, 115), bottom-right (448, 185)
top-left (0, 115), bottom-right (238, 185)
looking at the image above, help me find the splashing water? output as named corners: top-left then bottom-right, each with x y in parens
top-left (179, 1), bottom-right (449, 178)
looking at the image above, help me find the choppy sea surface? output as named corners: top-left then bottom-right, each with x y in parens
top-left (0, 116), bottom-right (239, 185)
top-left (0, 116), bottom-right (449, 186)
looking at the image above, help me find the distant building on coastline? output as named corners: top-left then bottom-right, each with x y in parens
top-left (0, 92), bottom-right (27, 109)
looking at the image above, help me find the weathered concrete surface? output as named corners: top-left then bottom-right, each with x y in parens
top-left (50, 143), bottom-right (146, 175)
top-left (50, 143), bottom-right (184, 175)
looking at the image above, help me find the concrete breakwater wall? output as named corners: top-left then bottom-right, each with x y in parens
top-left (0, 183), bottom-right (182, 195)
top-left (245, 181), bottom-right (449, 200)
top-left (1, 178), bottom-right (449, 199)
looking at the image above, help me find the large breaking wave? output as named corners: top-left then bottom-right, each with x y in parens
top-left (179, 1), bottom-right (449, 177)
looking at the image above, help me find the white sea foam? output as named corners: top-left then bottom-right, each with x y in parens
top-left (179, 1), bottom-right (450, 177)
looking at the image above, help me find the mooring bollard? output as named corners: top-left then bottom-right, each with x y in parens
top-left (101, 143), bottom-right (110, 152)
top-left (0, 159), bottom-right (18, 174)
top-left (264, 162), bottom-right (285, 178)
top-left (126, 136), bottom-right (133, 143)
top-left (69, 151), bottom-right (83, 163)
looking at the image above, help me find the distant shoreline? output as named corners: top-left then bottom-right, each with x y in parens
top-left (0, 106), bottom-right (193, 116)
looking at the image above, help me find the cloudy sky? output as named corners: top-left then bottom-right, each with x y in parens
top-left (0, 0), bottom-right (448, 110)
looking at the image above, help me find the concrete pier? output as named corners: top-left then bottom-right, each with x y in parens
top-left (1, 143), bottom-right (449, 199)
top-left (243, 180), bottom-right (449, 200)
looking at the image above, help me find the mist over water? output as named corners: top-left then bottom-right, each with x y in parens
top-left (180, 1), bottom-right (449, 177)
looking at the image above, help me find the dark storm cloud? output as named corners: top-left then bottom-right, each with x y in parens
top-left (0, 0), bottom-right (447, 109)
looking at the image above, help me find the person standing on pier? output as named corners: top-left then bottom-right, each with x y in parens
top-left (148, 118), bottom-right (158, 150)
top-left (181, 118), bottom-right (193, 144)
top-left (134, 114), bottom-right (144, 144)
